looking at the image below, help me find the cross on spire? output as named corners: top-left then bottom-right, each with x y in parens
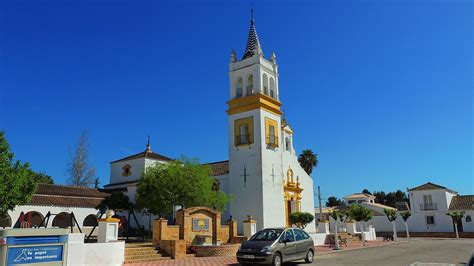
top-left (242, 6), bottom-right (263, 60)
top-left (146, 135), bottom-right (152, 153)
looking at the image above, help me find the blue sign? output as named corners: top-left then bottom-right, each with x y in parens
top-left (7, 245), bottom-right (63, 265)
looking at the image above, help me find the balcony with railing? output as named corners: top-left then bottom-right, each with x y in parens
top-left (235, 134), bottom-right (252, 146)
top-left (420, 203), bottom-right (437, 211)
top-left (266, 134), bottom-right (278, 147)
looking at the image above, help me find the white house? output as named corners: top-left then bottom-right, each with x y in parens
top-left (407, 182), bottom-right (473, 233)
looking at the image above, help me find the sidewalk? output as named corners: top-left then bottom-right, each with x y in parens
top-left (125, 240), bottom-right (397, 265)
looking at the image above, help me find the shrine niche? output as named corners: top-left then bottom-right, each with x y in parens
top-left (284, 167), bottom-right (303, 226)
top-left (122, 164), bottom-right (132, 177)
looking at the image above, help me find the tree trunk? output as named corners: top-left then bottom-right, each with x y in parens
top-left (358, 222), bottom-right (366, 246)
top-left (334, 220), bottom-right (340, 250)
top-left (391, 221), bottom-right (398, 242)
top-left (454, 223), bottom-right (459, 239)
top-left (404, 222), bottom-right (410, 239)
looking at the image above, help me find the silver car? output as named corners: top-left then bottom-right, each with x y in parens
top-left (236, 227), bottom-right (315, 266)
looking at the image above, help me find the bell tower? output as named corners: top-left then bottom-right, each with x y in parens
top-left (227, 16), bottom-right (287, 231)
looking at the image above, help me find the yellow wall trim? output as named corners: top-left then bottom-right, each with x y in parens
top-left (265, 117), bottom-right (279, 147)
top-left (227, 93), bottom-right (282, 116)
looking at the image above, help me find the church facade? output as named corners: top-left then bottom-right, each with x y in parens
top-left (104, 17), bottom-right (316, 233)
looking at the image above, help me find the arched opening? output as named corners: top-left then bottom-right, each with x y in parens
top-left (262, 74), bottom-right (269, 95)
top-left (83, 214), bottom-right (98, 227)
top-left (24, 211), bottom-right (44, 227)
top-left (246, 75), bottom-right (254, 96)
top-left (52, 212), bottom-right (72, 228)
top-left (0, 214), bottom-right (12, 228)
top-left (269, 77), bottom-right (275, 98)
top-left (235, 77), bottom-right (243, 98)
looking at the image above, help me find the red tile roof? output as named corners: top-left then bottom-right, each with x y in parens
top-left (110, 151), bottom-right (173, 164)
top-left (449, 195), bottom-right (474, 211)
top-left (408, 182), bottom-right (457, 194)
top-left (206, 160), bottom-right (229, 176)
top-left (26, 184), bottom-right (109, 209)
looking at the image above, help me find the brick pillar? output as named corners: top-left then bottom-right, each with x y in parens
top-left (153, 218), bottom-right (168, 245)
top-left (213, 212), bottom-right (221, 245)
top-left (226, 219), bottom-right (238, 237)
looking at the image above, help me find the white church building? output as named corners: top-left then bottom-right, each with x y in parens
top-left (103, 17), bottom-right (316, 233)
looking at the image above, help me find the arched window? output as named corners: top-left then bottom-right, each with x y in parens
top-left (285, 136), bottom-right (291, 151)
top-left (246, 75), bottom-right (254, 96)
top-left (212, 179), bottom-right (221, 192)
top-left (83, 214), bottom-right (98, 227)
top-left (52, 212), bottom-right (72, 228)
top-left (24, 211), bottom-right (44, 227)
top-left (262, 74), bottom-right (269, 95)
top-left (269, 77), bottom-right (275, 98)
top-left (236, 77), bottom-right (243, 98)
top-left (0, 214), bottom-right (12, 228)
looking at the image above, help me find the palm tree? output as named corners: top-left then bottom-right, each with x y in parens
top-left (400, 211), bottom-right (411, 238)
top-left (348, 205), bottom-right (373, 246)
top-left (383, 208), bottom-right (398, 242)
top-left (298, 149), bottom-right (318, 175)
top-left (446, 211), bottom-right (465, 239)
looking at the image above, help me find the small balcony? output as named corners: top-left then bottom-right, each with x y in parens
top-left (235, 134), bottom-right (251, 146)
top-left (420, 203), bottom-right (437, 211)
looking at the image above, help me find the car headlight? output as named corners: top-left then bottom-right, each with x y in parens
top-left (260, 245), bottom-right (271, 253)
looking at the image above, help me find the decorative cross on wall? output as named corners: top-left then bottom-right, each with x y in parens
top-left (270, 164), bottom-right (277, 187)
top-left (240, 165), bottom-right (249, 188)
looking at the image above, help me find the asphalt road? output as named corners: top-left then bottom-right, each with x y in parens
top-left (293, 238), bottom-right (474, 265)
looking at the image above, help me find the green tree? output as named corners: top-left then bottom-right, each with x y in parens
top-left (383, 208), bottom-right (398, 242)
top-left (348, 204), bottom-right (373, 246)
top-left (289, 212), bottom-right (315, 229)
top-left (362, 189), bottom-right (372, 195)
top-left (400, 211), bottom-right (412, 238)
top-left (446, 211), bottom-right (465, 239)
top-left (28, 171), bottom-right (54, 184)
top-left (98, 192), bottom-right (132, 212)
top-left (0, 131), bottom-right (37, 218)
top-left (330, 210), bottom-right (345, 250)
top-left (135, 158), bottom-right (231, 216)
top-left (298, 149), bottom-right (318, 175)
top-left (326, 196), bottom-right (342, 207)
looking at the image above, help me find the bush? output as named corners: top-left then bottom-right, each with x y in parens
top-left (289, 212), bottom-right (315, 229)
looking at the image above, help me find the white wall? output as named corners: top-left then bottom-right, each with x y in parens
top-left (462, 211), bottom-right (474, 232)
top-left (66, 233), bottom-right (124, 266)
top-left (110, 158), bottom-right (145, 185)
top-left (8, 205), bottom-right (100, 233)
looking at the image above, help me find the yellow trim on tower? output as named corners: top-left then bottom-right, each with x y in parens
top-left (227, 93), bottom-right (282, 116)
top-left (234, 116), bottom-right (254, 147)
top-left (265, 117), bottom-right (279, 147)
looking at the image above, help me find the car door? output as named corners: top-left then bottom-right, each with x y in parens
top-left (280, 229), bottom-right (297, 262)
top-left (293, 229), bottom-right (309, 258)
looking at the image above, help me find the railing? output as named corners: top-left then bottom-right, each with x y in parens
top-left (236, 88), bottom-right (243, 98)
top-left (236, 134), bottom-right (251, 145)
top-left (420, 203), bottom-right (437, 211)
top-left (246, 86), bottom-right (253, 95)
top-left (266, 134), bottom-right (278, 147)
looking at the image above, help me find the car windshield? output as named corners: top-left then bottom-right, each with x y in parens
top-left (249, 229), bottom-right (284, 241)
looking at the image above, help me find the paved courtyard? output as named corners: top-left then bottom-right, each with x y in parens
top-left (127, 238), bottom-right (473, 265)
top-left (309, 238), bottom-right (474, 266)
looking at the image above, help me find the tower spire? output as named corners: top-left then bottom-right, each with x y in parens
top-left (146, 135), bottom-right (152, 153)
top-left (242, 6), bottom-right (263, 60)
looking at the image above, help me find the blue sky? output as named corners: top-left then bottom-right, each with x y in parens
top-left (1, 0), bottom-right (472, 205)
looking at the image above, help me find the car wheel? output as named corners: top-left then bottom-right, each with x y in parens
top-left (273, 253), bottom-right (282, 266)
top-left (304, 249), bottom-right (314, 263)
